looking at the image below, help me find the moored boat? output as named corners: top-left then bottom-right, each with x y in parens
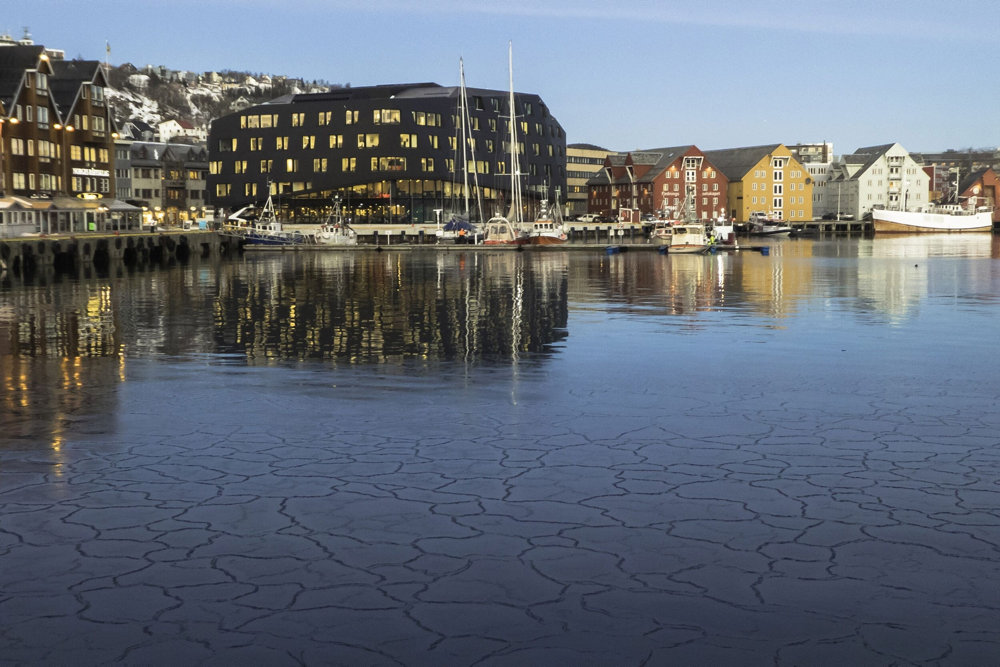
top-left (871, 205), bottom-right (993, 233)
top-left (483, 216), bottom-right (529, 245)
top-left (668, 224), bottom-right (711, 254)
top-left (649, 221), bottom-right (673, 247)
top-left (313, 196), bottom-right (357, 246)
top-left (525, 200), bottom-right (567, 245)
top-left (223, 193), bottom-right (312, 246)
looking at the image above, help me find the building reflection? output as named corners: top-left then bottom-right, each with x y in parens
top-left (212, 251), bottom-right (569, 363)
top-left (0, 281), bottom-right (124, 452)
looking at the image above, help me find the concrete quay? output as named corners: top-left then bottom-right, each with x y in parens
top-left (0, 230), bottom-right (230, 274)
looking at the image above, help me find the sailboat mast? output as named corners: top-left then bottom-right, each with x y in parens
top-left (461, 59), bottom-right (485, 224)
top-left (507, 41), bottom-right (522, 224)
top-left (459, 58), bottom-right (470, 220)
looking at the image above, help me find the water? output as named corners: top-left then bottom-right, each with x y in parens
top-left (2, 236), bottom-right (1000, 665)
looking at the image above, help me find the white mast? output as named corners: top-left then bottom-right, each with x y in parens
top-left (458, 58), bottom-right (470, 220)
top-left (507, 41), bottom-right (522, 225)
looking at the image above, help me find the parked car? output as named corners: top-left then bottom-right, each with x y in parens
top-left (576, 214), bottom-right (602, 223)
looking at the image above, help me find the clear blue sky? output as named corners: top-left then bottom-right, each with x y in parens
top-left (9, 0), bottom-right (998, 154)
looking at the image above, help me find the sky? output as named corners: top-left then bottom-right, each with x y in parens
top-left (7, 0), bottom-right (999, 155)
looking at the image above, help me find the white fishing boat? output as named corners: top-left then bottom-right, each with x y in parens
top-left (871, 205), bottom-right (993, 233)
top-left (223, 193), bottom-right (311, 246)
top-left (525, 200), bottom-right (567, 245)
top-left (668, 224), bottom-right (711, 254)
top-left (313, 196), bottom-right (357, 246)
top-left (649, 221), bottom-right (673, 247)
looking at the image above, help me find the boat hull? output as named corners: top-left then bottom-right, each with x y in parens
top-left (668, 244), bottom-right (708, 254)
top-left (527, 235), bottom-right (567, 245)
top-left (872, 209), bottom-right (993, 233)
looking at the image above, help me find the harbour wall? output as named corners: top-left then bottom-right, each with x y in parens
top-left (0, 230), bottom-right (230, 275)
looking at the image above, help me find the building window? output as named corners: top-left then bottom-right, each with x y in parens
top-left (234, 160), bottom-right (248, 174)
top-left (773, 184), bottom-right (783, 195)
top-left (342, 157), bottom-right (356, 172)
top-left (345, 109), bottom-right (358, 125)
top-left (358, 133), bottom-right (380, 148)
top-left (373, 109), bottom-right (400, 124)
top-left (318, 111), bottom-right (332, 126)
top-left (329, 134), bottom-right (343, 148)
top-left (244, 183), bottom-right (257, 197)
top-left (286, 158), bottom-right (298, 172)
top-left (421, 157), bottom-right (434, 172)
top-left (372, 156), bottom-right (406, 171)
top-left (400, 133), bottom-right (417, 148)
top-left (301, 135), bottom-right (315, 149)
top-left (275, 136), bottom-right (288, 150)
top-left (259, 159), bottom-right (273, 173)
top-left (313, 158), bottom-right (327, 172)
top-left (290, 112), bottom-right (305, 127)
top-left (215, 183), bottom-right (230, 197)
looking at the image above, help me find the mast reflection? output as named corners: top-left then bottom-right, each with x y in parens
top-left (213, 251), bottom-right (569, 363)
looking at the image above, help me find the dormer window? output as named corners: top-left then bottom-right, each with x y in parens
top-left (91, 85), bottom-right (104, 103)
top-left (35, 72), bottom-right (48, 91)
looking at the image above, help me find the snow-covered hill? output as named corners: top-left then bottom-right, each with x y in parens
top-left (104, 63), bottom-right (336, 132)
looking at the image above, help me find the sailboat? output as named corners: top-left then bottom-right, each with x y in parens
top-left (484, 43), bottom-right (529, 247)
top-left (437, 58), bottom-right (484, 244)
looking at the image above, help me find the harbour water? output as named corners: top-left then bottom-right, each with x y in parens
top-left (2, 235), bottom-right (1000, 665)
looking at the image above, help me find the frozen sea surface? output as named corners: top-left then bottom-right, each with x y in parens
top-left (2, 236), bottom-right (999, 665)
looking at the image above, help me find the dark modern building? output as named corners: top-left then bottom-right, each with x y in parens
top-left (207, 82), bottom-right (567, 224)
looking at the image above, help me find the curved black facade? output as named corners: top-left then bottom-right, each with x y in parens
top-left (207, 83), bottom-right (566, 224)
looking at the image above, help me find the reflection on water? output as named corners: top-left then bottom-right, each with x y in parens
top-left (213, 251), bottom-right (569, 362)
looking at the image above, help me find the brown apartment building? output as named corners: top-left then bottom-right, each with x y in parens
top-left (587, 145), bottom-right (728, 222)
top-left (0, 43), bottom-right (116, 201)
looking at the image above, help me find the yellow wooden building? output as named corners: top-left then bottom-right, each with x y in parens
top-left (703, 144), bottom-right (813, 223)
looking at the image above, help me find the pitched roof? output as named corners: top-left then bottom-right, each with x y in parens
top-left (702, 144), bottom-right (782, 180)
top-left (49, 59), bottom-right (102, 116)
top-left (0, 44), bottom-right (45, 108)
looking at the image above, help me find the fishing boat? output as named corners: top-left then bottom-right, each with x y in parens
top-left (747, 212), bottom-right (792, 236)
top-left (223, 193), bottom-right (311, 246)
top-left (871, 204), bottom-right (993, 233)
top-left (313, 196), bottom-right (357, 246)
top-left (667, 224), bottom-right (711, 254)
top-left (525, 200), bottom-right (567, 245)
top-left (649, 221), bottom-right (673, 247)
